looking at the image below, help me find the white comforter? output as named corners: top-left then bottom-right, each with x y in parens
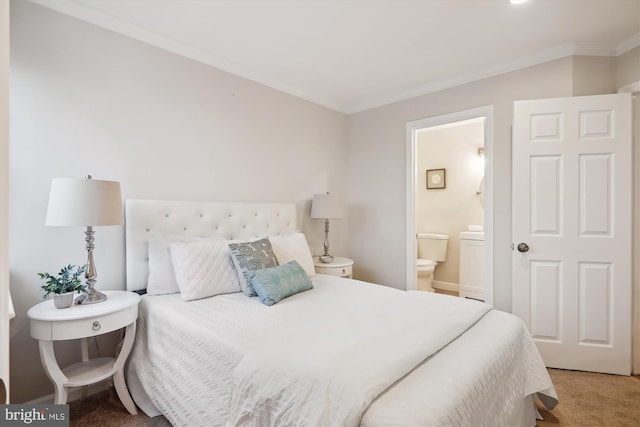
top-left (127, 275), bottom-right (557, 427)
top-left (227, 285), bottom-right (490, 427)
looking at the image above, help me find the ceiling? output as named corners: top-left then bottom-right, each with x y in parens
top-left (31, 0), bottom-right (640, 114)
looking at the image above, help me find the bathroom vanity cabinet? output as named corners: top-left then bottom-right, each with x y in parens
top-left (459, 232), bottom-right (485, 301)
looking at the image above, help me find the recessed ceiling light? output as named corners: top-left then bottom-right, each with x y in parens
top-left (510, 0), bottom-right (529, 4)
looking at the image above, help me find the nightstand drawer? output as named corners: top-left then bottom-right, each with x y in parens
top-left (315, 263), bottom-right (353, 278)
top-left (31, 306), bottom-right (138, 341)
top-left (336, 265), bottom-right (352, 278)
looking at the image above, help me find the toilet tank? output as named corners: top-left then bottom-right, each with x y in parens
top-left (416, 233), bottom-right (449, 262)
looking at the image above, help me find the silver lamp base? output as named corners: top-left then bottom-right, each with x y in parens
top-left (319, 218), bottom-right (335, 264)
top-left (75, 225), bottom-right (108, 305)
top-left (319, 254), bottom-right (334, 264)
top-left (75, 289), bottom-right (107, 305)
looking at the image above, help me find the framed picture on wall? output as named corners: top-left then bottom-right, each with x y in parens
top-left (426, 168), bottom-right (446, 189)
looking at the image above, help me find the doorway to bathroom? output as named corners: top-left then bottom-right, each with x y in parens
top-left (406, 106), bottom-right (494, 305)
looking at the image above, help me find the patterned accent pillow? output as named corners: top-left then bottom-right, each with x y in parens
top-left (228, 238), bottom-right (279, 296)
top-left (251, 260), bottom-right (314, 306)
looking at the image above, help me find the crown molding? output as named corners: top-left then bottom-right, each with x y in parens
top-left (618, 32), bottom-right (640, 56)
top-left (347, 43), bottom-right (580, 114)
top-left (618, 81), bottom-right (640, 94)
top-left (346, 39), bottom-right (636, 114)
top-left (572, 41), bottom-right (618, 56)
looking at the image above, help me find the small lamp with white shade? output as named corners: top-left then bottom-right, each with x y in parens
top-left (45, 175), bottom-right (123, 304)
top-left (310, 192), bottom-right (343, 264)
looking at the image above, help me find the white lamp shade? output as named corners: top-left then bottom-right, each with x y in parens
top-left (45, 177), bottom-right (124, 226)
top-left (311, 193), bottom-right (343, 219)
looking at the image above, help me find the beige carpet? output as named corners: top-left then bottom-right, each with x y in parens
top-left (536, 369), bottom-right (640, 427)
top-left (69, 390), bottom-right (170, 427)
top-left (69, 369), bottom-right (640, 426)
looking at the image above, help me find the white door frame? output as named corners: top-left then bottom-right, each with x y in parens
top-left (619, 81), bottom-right (640, 374)
top-left (406, 105), bottom-right (494, 305)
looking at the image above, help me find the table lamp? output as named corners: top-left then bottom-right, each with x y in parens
top-left (45, 175), bottom-right (123, 304)
top-left (311, 192), bottom-right (343, 263)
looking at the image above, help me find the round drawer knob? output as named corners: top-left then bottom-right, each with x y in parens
top-left (92, 321), bottom-right (101, 331)
top-left (342, 268), bottom-right (346, 273)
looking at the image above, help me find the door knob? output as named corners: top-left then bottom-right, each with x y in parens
top-left (517, 243), bottom-right (530, 253)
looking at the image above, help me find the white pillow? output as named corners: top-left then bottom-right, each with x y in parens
top-left (269, 232), bottom-right (316, 277)
top-left (170, 240), bottom-right (241, 301)
top-left (147, 232), bottom-right (207, 295)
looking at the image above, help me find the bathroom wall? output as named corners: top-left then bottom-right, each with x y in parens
top-left (416, 118), bottom-right (484, 289)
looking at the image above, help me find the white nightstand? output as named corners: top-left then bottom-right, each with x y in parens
top-left (314, 256), bottom-right (354, 279)
top-left (28, 290), bottom-right (141, 414)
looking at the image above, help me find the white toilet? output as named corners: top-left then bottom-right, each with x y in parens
top-left (416, 233), bottom-right (449, 292)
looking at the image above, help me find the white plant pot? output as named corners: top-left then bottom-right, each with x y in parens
top-left (53, 292), bottom-right (74, 309)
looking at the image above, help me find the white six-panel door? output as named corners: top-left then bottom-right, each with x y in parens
top-left (512, 93), bottom-right (632, 375)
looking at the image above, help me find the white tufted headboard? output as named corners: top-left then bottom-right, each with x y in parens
top-left (125, 199), bottom-right (298, 292)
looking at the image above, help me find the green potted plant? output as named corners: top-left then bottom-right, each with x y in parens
top-left (37, 264), bottom-right (87, 308)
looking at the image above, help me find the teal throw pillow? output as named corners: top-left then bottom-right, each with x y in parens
top-left (251, 260), bottom-right (314, 306)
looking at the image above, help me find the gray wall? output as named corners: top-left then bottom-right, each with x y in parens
top-left (616, 46), bottom-right (640, 89)
top-left (9, 1), bottom-right (348, 403)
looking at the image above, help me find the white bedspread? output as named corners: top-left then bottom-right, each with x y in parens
top-left (127, 275), bottom-right (557, 427)
top-left (227, 284), bottom-right (490, 427)
top-left (362, 309), bottom-right (557, 427)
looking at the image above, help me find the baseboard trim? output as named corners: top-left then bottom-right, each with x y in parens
top-left (432, 280), bottom-right (459, 293)
top-left (27, 380), bottom-right (111, 404)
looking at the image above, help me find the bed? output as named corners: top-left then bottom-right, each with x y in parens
top-left (124, 199), bottom-right (557, 427)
